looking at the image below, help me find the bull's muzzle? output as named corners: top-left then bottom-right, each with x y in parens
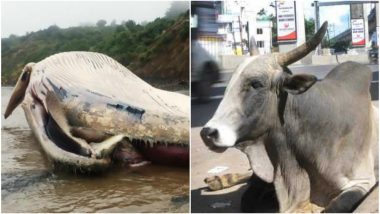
top-left (200, 127), bottom-right (227, 153)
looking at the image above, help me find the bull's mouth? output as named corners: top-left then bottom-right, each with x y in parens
top-left (200, 136), bottom-right (227, 153)
top-left (207, 145), bottom-right (228, 153)
top-left (23, 94), bottom-right (189, 172)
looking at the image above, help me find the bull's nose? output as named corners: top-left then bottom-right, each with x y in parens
top-left (200, 127), bottom-right (219, 142)
top-left (200, 127), bottom-right (227, 153)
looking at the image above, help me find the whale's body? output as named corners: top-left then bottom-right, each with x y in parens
top-left (5, 52), bottom-right (189, 172)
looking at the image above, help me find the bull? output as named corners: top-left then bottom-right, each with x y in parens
top-left (200, 22), bottom-right (378, 212)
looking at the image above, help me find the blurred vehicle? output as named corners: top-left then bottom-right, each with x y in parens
top-left (368, 47), bottom-right (378, 63)
top-left (369, 31), bottom-right (378, 63)
top-left (191, 41), bottom-right (220, 102)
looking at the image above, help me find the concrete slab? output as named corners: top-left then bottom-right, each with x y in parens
top-left (354, 185), bottom-right (379, 213)
top-left (191, 127), bottom-right (250, 213)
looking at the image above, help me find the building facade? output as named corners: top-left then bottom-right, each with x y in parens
top-left (191, 0), bottom-right (274, 60)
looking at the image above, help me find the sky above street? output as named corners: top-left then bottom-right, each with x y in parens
top-left (246, 0), bottom-right (351, 37)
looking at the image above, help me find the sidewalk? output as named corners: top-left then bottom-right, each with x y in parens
top-left (191, 127), bottom-right (250, 213)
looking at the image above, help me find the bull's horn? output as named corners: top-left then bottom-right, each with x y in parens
top-left (277, 21), bottom-right (328, 66)
top-left (249, 36), bottom-right (260, 56)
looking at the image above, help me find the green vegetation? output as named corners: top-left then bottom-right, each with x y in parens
top-left (2, 12), bottom-right (189, 87)
top-left (331, 40), bottom-right (350, 53)
top-left (304, 18), bottom-right (315, 41)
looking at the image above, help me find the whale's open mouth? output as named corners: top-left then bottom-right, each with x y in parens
top-left (45, 111), bottom-right (188, 166)
top-left (131, 139), bottom-right (189, 166)
top-left (21, 92), bottom-right (188, 173)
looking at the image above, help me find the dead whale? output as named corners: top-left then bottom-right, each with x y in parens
top-left (5, 52), bottom-right (189, 172)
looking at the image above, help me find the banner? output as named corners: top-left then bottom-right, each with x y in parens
top-left (351, 19), bottom-right (365, 46)
top-left (277, 1), bottom-right (297, 41)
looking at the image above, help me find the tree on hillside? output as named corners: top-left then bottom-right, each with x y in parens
top-left (165, 1), bottom-right (188, 19)
top-left (47, 25), bottom-right (60, 31)
top-left (124, 20), bottom-right (138, 31)
top-left (96, 19), bottom-right (107, 27)
top-left (1, 12), bottom-right (189, 85)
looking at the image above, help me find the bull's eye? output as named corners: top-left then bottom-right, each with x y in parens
top-left (250, 80), bottom-right (263, 89)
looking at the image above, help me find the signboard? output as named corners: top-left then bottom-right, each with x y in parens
top-left (217, 14), bottom-right (234, 23)
top-left (277, 1), bottom-right (297, 41)
top-left (190, 15), bottom-right (198, 28)
top-left (351, 19), bottom-right (365, 46)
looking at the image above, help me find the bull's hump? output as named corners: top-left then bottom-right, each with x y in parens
top-left (325, 61), bottom-right (372, 89)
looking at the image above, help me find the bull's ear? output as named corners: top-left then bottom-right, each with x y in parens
top-left (282, 74), bottom-right (317, 95)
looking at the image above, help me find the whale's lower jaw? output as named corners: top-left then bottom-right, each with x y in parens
top-left (22, 93), bottom-right (188, 173)
top-left (22, 96), bottom-right (110, 173)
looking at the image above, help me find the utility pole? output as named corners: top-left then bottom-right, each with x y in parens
top-left (239, 6), bottom-right (244, 54)
top-left (313, 1), bottom-right (321, 54)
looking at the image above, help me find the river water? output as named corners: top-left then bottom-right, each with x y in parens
top-left (1, 87), bottom-right (189, 212)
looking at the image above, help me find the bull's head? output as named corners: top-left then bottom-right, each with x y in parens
top-left (201, 22), bottom-right (328, 150)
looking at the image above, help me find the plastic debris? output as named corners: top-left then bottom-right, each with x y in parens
top-left (207, 166), bottom-right (229, 174)
top-left (210, 201), bottom-right (232, 209)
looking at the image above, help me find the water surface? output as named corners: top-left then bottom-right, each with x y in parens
top-left (1, 87), bottom-right (189, 212)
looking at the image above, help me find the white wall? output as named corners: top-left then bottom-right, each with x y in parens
top-left (295, 0), bottom-right (306, 48)
top-left (254, 21), bottom-right (272, 54)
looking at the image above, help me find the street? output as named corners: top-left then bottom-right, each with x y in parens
top-left (191, 63), bottom-right (379, 212)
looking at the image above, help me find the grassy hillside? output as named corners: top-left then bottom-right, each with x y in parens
top-left (1, 12), bottom-right (189, 89)
top-left (133, 15), bottom-right (189, 86)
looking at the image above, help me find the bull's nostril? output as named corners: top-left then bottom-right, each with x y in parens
top-left (207, 128), bottom-right (218, 139)
top-left (201, 127), bottom-right (218, 141)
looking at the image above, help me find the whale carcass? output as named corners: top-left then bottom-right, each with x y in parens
top-left (5, 52), bottom-right (189, 172)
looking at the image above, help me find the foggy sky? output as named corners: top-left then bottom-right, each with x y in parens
top-left (2, 1), bottom-right (187, 38)
top-left (1, 1), bottom-right (367, 39)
